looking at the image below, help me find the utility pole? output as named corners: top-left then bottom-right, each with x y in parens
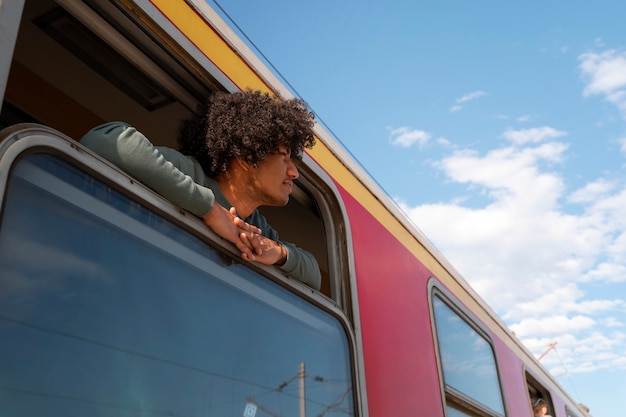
top-left (538, 342), bottom-right (557, 361)
top-left (298, 361), bottom-right (306, 417)
top-left (247, 362), bottom-right (309, 417)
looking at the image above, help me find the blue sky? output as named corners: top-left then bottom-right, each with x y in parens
top-left (210, 2), bottom-right (626, 416)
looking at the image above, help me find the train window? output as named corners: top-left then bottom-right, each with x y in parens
top-left (6, 0), bottom-right (344, 303)
top-left (432, 293), bottom-right (506, 417)
top-left (526, 372), bottom-right (554, 417)
top-left (0, 152), bottom-right (355, 417)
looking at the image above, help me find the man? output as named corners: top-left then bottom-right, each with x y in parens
top-left (81, 90), bottom-right (321, 290)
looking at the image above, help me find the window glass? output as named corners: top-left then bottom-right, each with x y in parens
top-left (433, 296), bottom-right (505, 415)
top-left (0, 154), bottom-right (354, 417)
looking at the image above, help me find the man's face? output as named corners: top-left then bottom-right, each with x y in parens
top-left (251, 145), bottom-right (299, 207)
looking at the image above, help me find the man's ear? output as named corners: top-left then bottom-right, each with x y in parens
top-left (232, 157), bottom-right (255, 172)
top-left (229, 157), bottom-right (252, 171)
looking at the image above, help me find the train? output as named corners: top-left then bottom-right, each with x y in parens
top-left (0, 1), bottom-right (593, 417)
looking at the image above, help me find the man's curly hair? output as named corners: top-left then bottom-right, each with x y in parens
top-left (177, 90), bottom-right (315, 177)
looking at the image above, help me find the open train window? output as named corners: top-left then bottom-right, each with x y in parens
top-left (431, 288), bottom-right (507, 417)
top-left (3, 0), bottom-right (348, 304)
top-left (526, 372), bottom-right (554, 417)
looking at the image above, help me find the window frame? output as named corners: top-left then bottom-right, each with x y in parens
top-left (0, 123), bottom-right (364, 416)
top-left (429, 281), bottom-right (508, 417)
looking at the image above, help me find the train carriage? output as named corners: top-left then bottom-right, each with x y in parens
top-left (0, 1), bottom-right (592, 417)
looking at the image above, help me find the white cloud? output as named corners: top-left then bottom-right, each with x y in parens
top-left (568, 179), bottom-right (616, 203)
top-left (432, 141), bottom-right (568, 209)
top-left (583, 262), bottom-right (626, 283)
top-left (436, 136), bottom-right (453, 147)
top-left (457, 90), bottom-right (487, 104)
top-left (510, 315), bottom-right (596, 338)
top-left (508, 286), bottom-right (624, 322)
top-left (541, 331), bottom-right (626, 375)
top-left (388, 126), bottom-right (431, 148)
top-left (602, 317), bottom-right (624, 328)
top-left (449, 90), bottom-right (486, 112)
top-left (397, 125), bottom-right (626, 375)
top-left (501, 126), bottom-right (567, 145)
top-left (579, 49), bottom-right (626, 117)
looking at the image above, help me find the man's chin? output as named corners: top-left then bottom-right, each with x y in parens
top-left (265, 197), bottom-right (290, 207)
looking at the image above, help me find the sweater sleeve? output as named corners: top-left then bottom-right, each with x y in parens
top-left (279, 241), bottom-right (322, 291)
top-left (246, 211), bottom-right (322, 290)
top-left (80, 122), bottom-right (215, 217)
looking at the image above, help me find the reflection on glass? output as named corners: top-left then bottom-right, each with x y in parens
top-left (0, 154), bottom-right (354, 417)
top-left (433, 296), bottom-right (504, 414)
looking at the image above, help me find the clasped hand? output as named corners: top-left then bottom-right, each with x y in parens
top-left (202, 204), bottom-right (286, 265)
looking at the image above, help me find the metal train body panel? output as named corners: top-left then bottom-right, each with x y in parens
top-left (337, 182), bottom-right (444, 416)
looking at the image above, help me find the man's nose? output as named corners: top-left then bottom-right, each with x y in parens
top-left (287, 159), bottom-right (299, 179)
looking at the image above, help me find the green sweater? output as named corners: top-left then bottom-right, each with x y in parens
top-left (81, 122), bottom-right (321, 290)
